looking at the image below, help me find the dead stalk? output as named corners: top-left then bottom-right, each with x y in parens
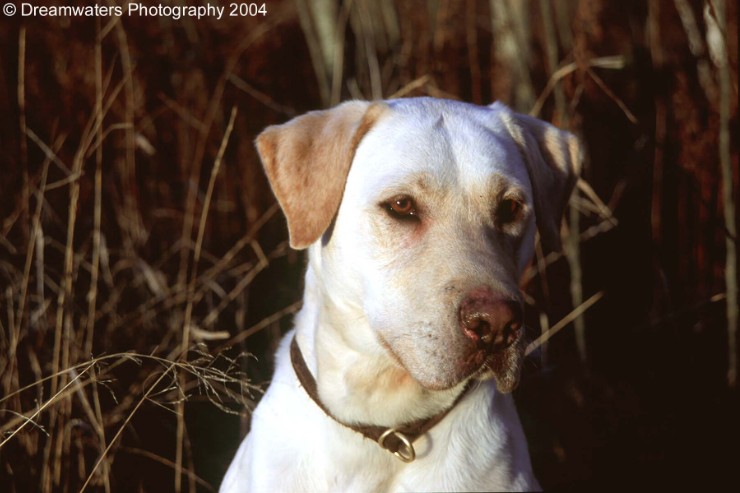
top-left (465, 0), bottom-right (481, 102)
top-left (217, 301), bottom-right (303, 352)
top-left (176, 106), bottom-right (238, 492)
top-left (296, 0), bottom-right (331, 104)
top-left (356, 0), bottom-right (383, 99)
top-left (526, 292), bottom-right (605, 356)
top-left (0, 363), bottom-right (94, 449)
top-left (112, 15), bottom-right (144, 247)
top-left (18, 27), bottom-right (28, 238)
top-left (86, 19), bottom-right (111, 492)
top-left (80, 362), bottom-right (178, 493)
top-left (709, 0), bottom-right (737, 387)
top-left (120, 447), bottom-right (216, 492)
top-left (330, 0), bottom-right (355, 105)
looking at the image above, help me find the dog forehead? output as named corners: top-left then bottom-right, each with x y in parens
top-left (349, 99), bottom-right (529, 195)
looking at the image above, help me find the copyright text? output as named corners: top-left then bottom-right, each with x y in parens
top-left (5, 3), bottom-right (268, 20)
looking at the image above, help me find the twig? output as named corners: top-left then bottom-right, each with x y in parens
top-left (86, 20), bottom-right (111, 491)
top-left (526, 291), bottom-right (605, 356)
top-left (175, 13), bottom-right (281, 304)
top-left (217, 301), bottom-right (303, 352)
top-left (674, 0), bottom-right (716, 101)
top-left (530, 56), bottom-right (626, 117)
top-left (707, 0), bottom-right (737, 387)
top-left (330, 0), bottom-right (354, 105)
top-left (356, 0), bottom-right (383, 99)
top-left (80, 361), bottom-right (177, 492)
top-left (0, 355), bottom-right (128, 417)
top-left (0, 363), bottom-right (94, 449)
top-left (23, 127), bottom-right (72, 175)
top-left (295, 0), bottom-right (330, 104)
top-left (465, 0), bottom-right (482, 102)
top-left (534, 240), bottom-right (552, 366)
top-left (159, 95), bottom-right (208, 132)
top-left (181, 106), bottom-right (239, 356)
top-left (13, 161), bottom-right (49, 363)
top-left (389, 75), bottom-right (431, 98)
top-left (576, 178), bottom-right (618, 225)
top-left (18, 27), bottom-right (28, 240)
top-left (177, 106), bottom-right (238, 492)
top-left (490, 0), bottom-right (535, 110)
top-left (46, 75), bottom-right (95, 490)
top-left (112, 11), bottom-right (145, 247)
top-left (120, 447), bottom-right (216, 492)
top-left (228, 74), bottom-right (296, 116)
top-left (585, 66), bottom-right (638, 124)
top-left (202, 241), bottom-right (269, 328)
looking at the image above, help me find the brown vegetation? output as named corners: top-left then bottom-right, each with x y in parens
top-left (0, 0), bottom-right (737, 491)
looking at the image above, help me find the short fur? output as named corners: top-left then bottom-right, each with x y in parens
top-left (221, 97), bottom-right (580, 492)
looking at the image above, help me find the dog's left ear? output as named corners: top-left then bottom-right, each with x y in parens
top-left (494, 103), bottom-right (582, 252)
top-left (256, 101), bottom-right (389, 249)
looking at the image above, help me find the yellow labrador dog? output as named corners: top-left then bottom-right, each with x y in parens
top-left (221, 98), bottom-right (580, 492)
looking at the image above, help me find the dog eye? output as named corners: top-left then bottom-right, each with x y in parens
top-left (385, 196), bottom-right (418, 219)
top-left (497, 198), bottom-right (523, 226)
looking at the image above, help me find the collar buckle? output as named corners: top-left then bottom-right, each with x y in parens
top-left (377, 428), bottom-right (416, 463)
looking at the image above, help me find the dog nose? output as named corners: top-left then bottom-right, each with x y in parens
top-left (459, 290), bottom-right (522, 349)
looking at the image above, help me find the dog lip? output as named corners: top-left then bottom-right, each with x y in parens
top-left (464, 330), bottom-right (523, 378)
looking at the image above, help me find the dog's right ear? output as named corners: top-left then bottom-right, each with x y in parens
top-left (256, 101), bottom-right (388, 250)
top-left (493, 103), bottom-right (581, 252)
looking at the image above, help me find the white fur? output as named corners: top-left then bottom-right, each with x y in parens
top-left (221, 98), bottom-right (579, 492)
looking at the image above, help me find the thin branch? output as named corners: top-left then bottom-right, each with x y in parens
top-left (526, 291), bottom-right (605, 356)
top-left (177, 106), bottom-right (238, 492)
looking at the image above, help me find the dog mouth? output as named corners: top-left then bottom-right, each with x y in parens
top-left (465, 333), bottom-right (525, 393)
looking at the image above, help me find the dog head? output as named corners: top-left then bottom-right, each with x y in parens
top-left (256, 98), bottom-right (580, 393)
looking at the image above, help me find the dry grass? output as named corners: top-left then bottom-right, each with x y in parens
top-left (0, 6), bottom-right (294, 491)
top-left (0, 0), bottom-right (737, 491)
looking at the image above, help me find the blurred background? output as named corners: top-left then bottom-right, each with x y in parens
top-left (0, 0), bottom-right (737, 491)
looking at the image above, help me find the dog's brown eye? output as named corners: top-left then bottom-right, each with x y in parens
top-left (386, 196), bottom-right (417, 219)
top-left (497, 198), bottom-right (523, 226)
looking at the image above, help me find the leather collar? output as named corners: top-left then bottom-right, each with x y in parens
top-left (290, 336), bottom-right (475, 462)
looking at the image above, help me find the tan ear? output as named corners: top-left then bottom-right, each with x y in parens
top-left (496, 104), bottom-right (581, 252)
top-left (256, 101), bottom-right (389, 249)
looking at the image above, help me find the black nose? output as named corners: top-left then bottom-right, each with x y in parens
top-left (459, 289), bottom-right (522, 350)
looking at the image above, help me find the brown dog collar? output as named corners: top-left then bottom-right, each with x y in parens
top-left (290, 336), bottom-right (475, 462)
